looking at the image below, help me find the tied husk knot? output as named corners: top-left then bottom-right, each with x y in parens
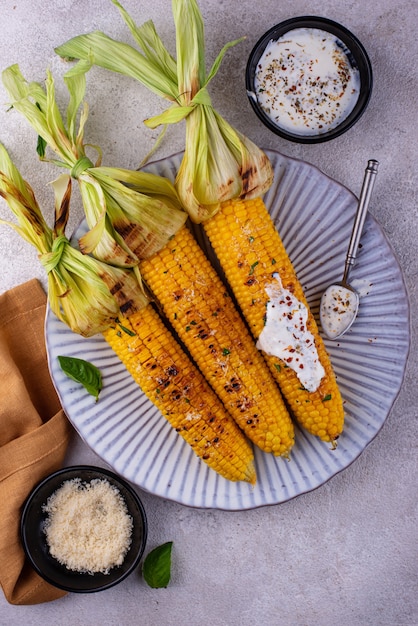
top-left (39, 234), bottom-right (68, 273)
top-left (145, 85), bottom-right (212, 129)
top-left (71, 156), bottom-right (94, 178)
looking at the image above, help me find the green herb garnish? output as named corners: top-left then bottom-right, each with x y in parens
top-left (58, 355), bottom-right (102, 401)
top-left (249, 261), bottom-right (259, 275)
top-left (117, 321), bottom-right (136, 336)
top-left (143, 542), bottom-right (173, 589)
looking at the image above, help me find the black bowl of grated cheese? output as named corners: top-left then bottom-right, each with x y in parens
top-left (246, 16), bottom-right (373, 143)
top-left (20, 466), bottom-right (148, 593)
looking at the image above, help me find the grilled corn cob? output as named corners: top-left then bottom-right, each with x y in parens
top-left (203, 197), bottom-right (344, 444)
top-left (140, 225), bottom-right (295, 457)
top-left (103, 306), bottom-right (256, 483)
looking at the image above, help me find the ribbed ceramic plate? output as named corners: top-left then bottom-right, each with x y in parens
top-left (45, 149), bottom-right (410, 510)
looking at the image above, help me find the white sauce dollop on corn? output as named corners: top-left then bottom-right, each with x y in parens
top-left (256, 274), bottom-right (325, 391)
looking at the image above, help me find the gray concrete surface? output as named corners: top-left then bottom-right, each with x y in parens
top-left (0, 0), bottom-right (416, 624)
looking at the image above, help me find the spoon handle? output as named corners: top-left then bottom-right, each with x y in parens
top-left (342, 159), bottom-right (379, 284)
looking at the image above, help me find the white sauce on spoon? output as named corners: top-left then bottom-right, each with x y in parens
top-left (256, 274), bottom-right (325, 392)
top-left (254, 27), bottom-right (361, 135)
top-left (320, 284), bottom-right (359, 338)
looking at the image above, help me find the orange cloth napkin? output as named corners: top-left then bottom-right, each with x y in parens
top-left (0, 279), bottom-right (72, 605)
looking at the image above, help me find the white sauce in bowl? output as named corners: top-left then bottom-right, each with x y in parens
top-left (254, 27), bottom-right (361, 136)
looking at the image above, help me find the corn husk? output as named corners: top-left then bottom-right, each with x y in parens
top-left (54, 0), bottom-right (273, 223)
top-left (0, 143), bottom-right (148, 337)
top-left (2, 63), bottom-right (187, 263)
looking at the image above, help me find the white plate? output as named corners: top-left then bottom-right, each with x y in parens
top-left (45, 149), bottom-right (410, 510)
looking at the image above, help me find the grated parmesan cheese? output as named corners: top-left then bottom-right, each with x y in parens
top-left (42, 478), bottom-right (133, 575)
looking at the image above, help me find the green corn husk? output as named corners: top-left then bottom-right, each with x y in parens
top-left (0, 143), bottom-right (149, 337)
top-left (54, 0), bottom-right (273, 223)
top-left (2, 63), bottom-right (187, 265)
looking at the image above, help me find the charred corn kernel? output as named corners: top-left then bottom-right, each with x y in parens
top-left (140, 225), bottom-right (294, 457)
top-left (203, 197), bottom-right (344, 444)
top-left (103, 305), bottom-right (255, 484)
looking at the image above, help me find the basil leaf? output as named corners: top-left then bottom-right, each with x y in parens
top-left (58, 355), bottom-right (102, 401)
top-left (142, 541), bottom-right (173, 588)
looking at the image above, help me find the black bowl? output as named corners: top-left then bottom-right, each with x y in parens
top-left (246, 16), bottom-right (373, 143)
top-left (20, 466), bottom-right (148, 593)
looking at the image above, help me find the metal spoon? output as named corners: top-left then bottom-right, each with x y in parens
top-left (320, 159), bottom-right (379, 340)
